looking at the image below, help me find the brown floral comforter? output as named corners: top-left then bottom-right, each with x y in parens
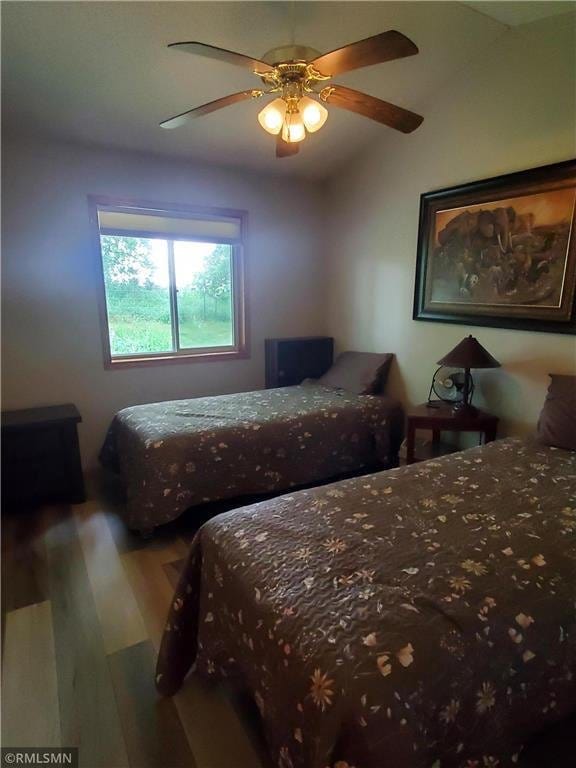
top-left (100, 384), bottom-right (403, 530)
top-left (156, 437), bottom-right (576, 768)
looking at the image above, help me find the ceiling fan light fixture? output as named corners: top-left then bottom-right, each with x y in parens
top-left (281, 110), bottom-right (306, 143)
top-left (257, 98), bottom-right (286, 135)
top-left (299, 96), bottom-right (328, 133)
top-left (164, 30), bottom-right (424, 156)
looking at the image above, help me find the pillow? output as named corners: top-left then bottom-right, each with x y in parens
top-left (317, 351), bottom-right (393, 395)
top-left (537, 374), bottom-right (576, 451)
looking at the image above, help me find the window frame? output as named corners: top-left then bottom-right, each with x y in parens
top-left (89, 195), bottom-right (249, 369)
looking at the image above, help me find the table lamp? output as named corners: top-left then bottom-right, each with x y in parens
top-left (436, 335), bottom-right (501, 415)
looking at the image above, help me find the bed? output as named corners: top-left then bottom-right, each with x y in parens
top-left (100, 380), bottom-right (403, 532)
top-left (156, 436), bottom-right (576, 768)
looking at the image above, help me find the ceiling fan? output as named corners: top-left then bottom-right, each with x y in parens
top-left (160, 30), bottom-right (424, 158)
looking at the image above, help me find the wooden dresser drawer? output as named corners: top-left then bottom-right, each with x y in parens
top-left (3, 457), bottom-right (68, 503)
top-left (3, 426), bottom-right (63, 462)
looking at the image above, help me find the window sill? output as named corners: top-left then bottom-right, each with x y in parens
top-left (105, 347), bottom-right (249, 369)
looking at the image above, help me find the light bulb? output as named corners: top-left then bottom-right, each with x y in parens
top-left (281, 111), bottom-right (306, 143)
top-left (299, 96), bottom-right (328, 133)
top-left (257, 99), bottom-right (286, 135)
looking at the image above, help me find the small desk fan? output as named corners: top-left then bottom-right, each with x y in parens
top-left (427, 367), bottom-right (474, 407)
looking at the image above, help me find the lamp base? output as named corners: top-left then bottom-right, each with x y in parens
top-left (451, 402), bottom-right (478, 417)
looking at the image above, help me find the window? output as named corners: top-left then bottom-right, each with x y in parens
top-left (91, 198), bottom-right (247, 366)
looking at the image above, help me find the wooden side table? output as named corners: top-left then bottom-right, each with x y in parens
top-left (405, 402), bottom-right (499, 465)
top-left (1, 404), bottom-right (85, 507)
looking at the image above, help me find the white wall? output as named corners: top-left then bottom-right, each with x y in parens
top-left (1, 138), bottom-right (327, 469)
top-left (325, 14), bottom-right (576, 437)
top-left (3, 13), bottom-right (576, 476)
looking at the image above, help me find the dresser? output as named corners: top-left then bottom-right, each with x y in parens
top-left (1, 404), bottom-right (85, 507)
top-left (265, 336), bottom-right (334, 388)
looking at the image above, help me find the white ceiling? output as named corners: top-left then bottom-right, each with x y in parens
top-left (2, 1), bottom-right (574, 180)
top-left (465, 1), bottom-right (574, 26)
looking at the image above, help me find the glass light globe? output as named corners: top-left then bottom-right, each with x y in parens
top-left (257, 99), bottom-right (286, 135)
top-left (281, 111), bottom-right (306, 143)
top-left (300, 96), bottom-right (328, 133)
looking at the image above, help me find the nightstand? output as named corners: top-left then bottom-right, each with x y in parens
top-left (405, 402), bottom-right (499, 465)
top-left (1, 404), bottom-right (85, 507)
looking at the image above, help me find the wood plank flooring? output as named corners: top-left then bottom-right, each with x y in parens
top-left (1, 496), bottom-right (269, 768)
top-left (2, 601), bottom-right (60, 748)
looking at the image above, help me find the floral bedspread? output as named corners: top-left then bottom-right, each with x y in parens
top-left (156, 438), bottom-right (576, 768)
top-left (100, 384), bottom-right (403, 530)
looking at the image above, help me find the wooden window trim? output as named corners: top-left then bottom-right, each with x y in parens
top-left (88, 195), bottom-right (250, 369)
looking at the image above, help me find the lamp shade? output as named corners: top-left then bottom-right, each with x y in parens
top-left (437, 335), bottom-right (501, 369)
top-left (258, 98), bottom-right (286, 135)
top-left (299, 96), bottom-right (328, 133)
top-left (282, 110), bottom-right (306, 143)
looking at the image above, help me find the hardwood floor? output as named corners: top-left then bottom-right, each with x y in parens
top-left (1, 495), bottom-right (269, 768)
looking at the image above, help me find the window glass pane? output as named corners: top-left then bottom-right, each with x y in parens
top-left (174, 242), bottom-right (234, 349)
top-left (101, 235), bottom-right (174, 356)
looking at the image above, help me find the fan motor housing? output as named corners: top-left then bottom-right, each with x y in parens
top-left (261, 45), bottom-right (321, 65)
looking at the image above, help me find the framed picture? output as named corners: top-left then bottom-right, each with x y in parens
top-left (413, 159), bottom-right (576, 334)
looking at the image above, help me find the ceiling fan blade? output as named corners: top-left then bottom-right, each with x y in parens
top-left (311, 30), bottom-right (418, 77)
top-left (168, 41), bottom-right (273, 74)
top-left (322, 84), bottom-right (423, 133)
top-left (160, 91), bottom-right (260, 129)
top-left (276, 135), bottom-right (300, 158)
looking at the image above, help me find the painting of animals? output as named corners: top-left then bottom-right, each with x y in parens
top-left (414, 160), bottom-right (576, 334)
